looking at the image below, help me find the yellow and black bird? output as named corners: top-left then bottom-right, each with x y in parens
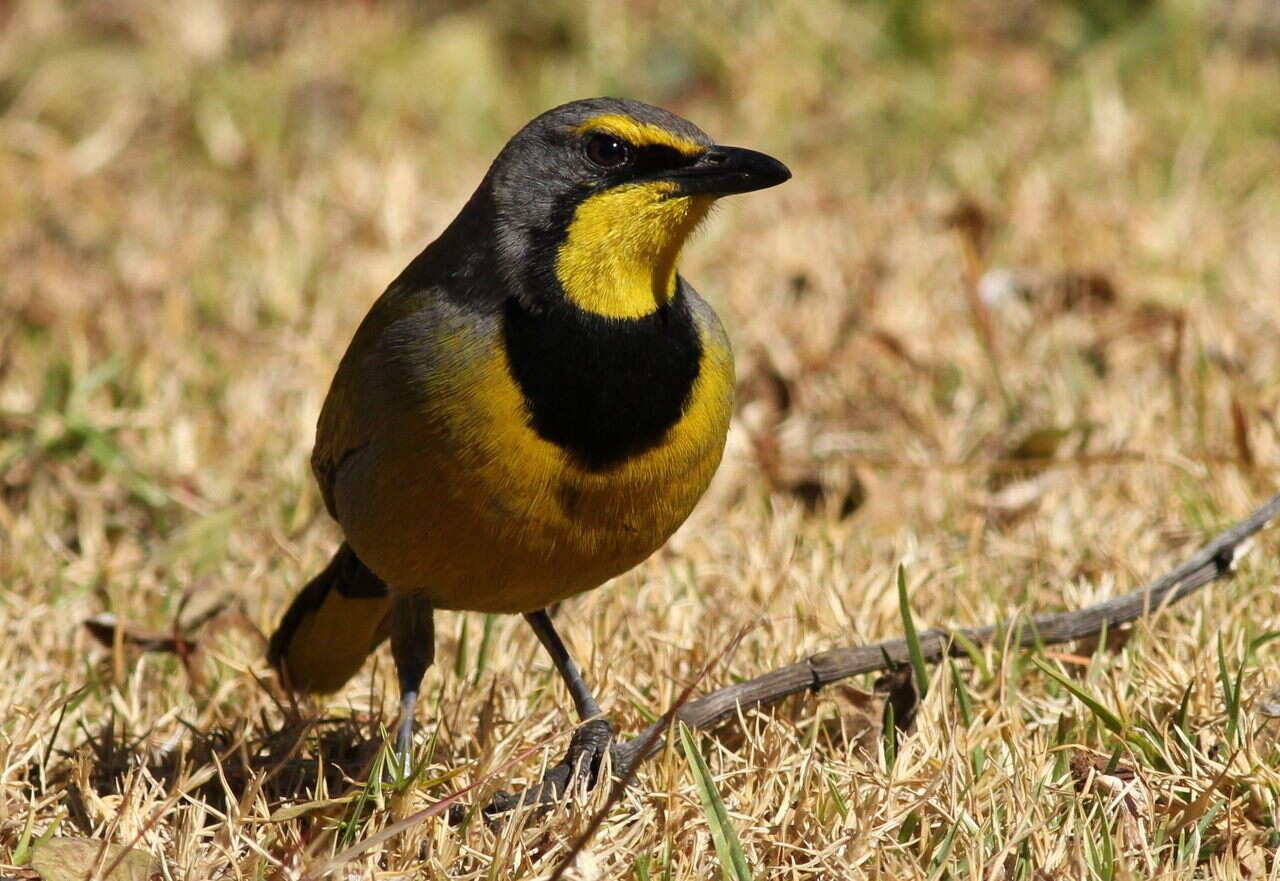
top-left (267, 97), bottom-right (789, 804)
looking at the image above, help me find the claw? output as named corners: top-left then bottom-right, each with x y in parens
top-left (463, 717), bottom-right (616, 823)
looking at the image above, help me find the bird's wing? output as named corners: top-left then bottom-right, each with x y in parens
top-left (311, 286), bottom-right (420, 520)
top-left (311, 281), bottom-right (491, 520)
top-left (313, 340), bottom-right (375, 521)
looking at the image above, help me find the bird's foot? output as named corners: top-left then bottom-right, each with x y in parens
top-left (467, 717), bottom-right (615, 821)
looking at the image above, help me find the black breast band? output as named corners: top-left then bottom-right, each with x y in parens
top-left (501, 291), bottom-right (702, 471)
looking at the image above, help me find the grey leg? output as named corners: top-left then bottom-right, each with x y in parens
top-left (389, 593), bottom-right (434, 763)
top-left (524, 609), bottom-right (604, 722)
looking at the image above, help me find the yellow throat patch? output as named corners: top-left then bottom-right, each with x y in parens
top-left (555, 184), bottom-right (714, 319)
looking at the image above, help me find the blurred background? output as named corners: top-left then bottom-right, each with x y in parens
top-left (6, 0), bottom-right (1279, 570)
top-left (3, 1), bottom-right (1280, 877)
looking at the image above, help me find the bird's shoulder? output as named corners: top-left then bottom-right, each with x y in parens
top-left (678, 277), bottom-right (733, 368)
top-left (311, 277), bottom-right (499, 517)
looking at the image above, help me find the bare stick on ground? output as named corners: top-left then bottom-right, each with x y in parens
top-left (463, 491), bottom-right (1280, 823)
top-left (605, 490), bottom-right (1280, 775)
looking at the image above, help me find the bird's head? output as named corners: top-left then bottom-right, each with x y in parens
top-left (485, 98), bottom-right (791, 319)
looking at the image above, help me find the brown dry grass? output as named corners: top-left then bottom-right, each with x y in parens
top-left (3, 1), bottom-right (1280, 878)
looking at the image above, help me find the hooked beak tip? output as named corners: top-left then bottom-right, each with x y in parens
top-left (668, 145), bottom-right (791, 197)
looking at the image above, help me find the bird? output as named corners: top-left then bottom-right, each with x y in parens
top-left (266, 97), bottom-right (790, 807)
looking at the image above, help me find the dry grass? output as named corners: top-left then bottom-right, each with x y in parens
top-left (3, 1), bottom-right (1280, 878)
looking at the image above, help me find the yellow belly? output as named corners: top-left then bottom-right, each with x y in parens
top-left (334, 319), bottom-right (733, 612)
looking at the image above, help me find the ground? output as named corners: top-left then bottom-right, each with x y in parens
top-left (3, 1), bottom-right (1280, 878)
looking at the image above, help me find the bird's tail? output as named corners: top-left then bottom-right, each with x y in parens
top-left (267, 543), bottom-right (392, 693)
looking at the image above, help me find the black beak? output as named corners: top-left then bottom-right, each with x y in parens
top-left (666, 145), bottom-right (791, 197)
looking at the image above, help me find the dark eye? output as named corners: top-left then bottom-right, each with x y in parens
top-left (584, 132), bottom-right (632, 169)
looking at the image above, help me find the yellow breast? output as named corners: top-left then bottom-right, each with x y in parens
top-left (335, 307), bottom-right (733, 613)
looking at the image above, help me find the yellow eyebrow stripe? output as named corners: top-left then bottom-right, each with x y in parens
top-left (576, 114), bottom-right (705, 157)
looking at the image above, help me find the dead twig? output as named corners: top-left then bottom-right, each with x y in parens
top-left (826, 452), bottom-right (1280, 474)
top-left (612, 491), bottom-right (1280, 774)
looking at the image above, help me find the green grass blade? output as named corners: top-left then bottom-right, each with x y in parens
top-left (472, 613), bottom-right (496, 684)
top-left (950, 658), bottom-right (973, 728)
top-left (11, 802), bottom-right (38, 866)
top-left (1103, 742), bottom-right (1124, 776)
top-left (679, 721), bottom-right (753, 881)
top-left (1031, 657), bottom-right (1123, 734)
top-left (826, 774), bottom-right (849, 821)
top-left (927, 814), bottom-right (963, 879)
top-left (1247, 630), bottom-right (1280, 659)
top-left (340, 741), bottom-right (387, 846)
top-left (949, 630), bottom-right (989, 681)
top-left (897, 564), bottom-right (930, 699)
top-left (1174, 681), bottom-right (1194, 737)
top-left (1217, 634), bottom-right (1240, 745)
top-left (454, 615), bottom-right (470, 679)
top-left (883, 700), bottom-right (898, 770)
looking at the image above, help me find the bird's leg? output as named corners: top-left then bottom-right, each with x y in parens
top-left (388, 593), bottom-right (435, 767)
top-left (527, 608), bottom-right (605, 723)
top-left (483, 608), bottom-right (613, 815)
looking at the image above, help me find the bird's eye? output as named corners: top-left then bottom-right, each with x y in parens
top-left (584, 132), bottom-right (632, 169)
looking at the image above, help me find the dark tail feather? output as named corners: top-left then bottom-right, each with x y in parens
top-left (267, 543), bottom-right (393, 693)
